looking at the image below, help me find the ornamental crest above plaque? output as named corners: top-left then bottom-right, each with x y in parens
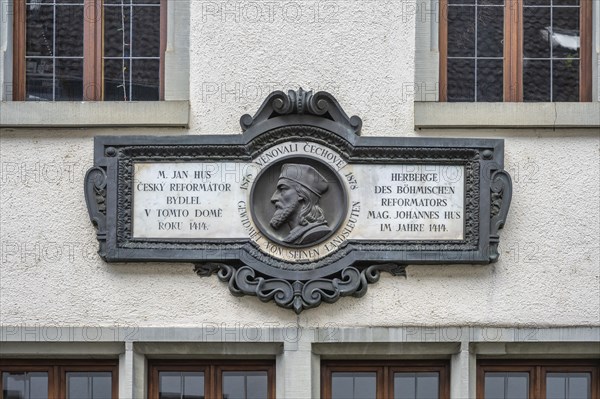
top-left (85, 89), bottom-right (512, 313)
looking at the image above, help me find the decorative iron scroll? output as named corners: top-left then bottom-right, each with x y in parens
top-left (489, 170), bottom-right (513, 262)
top-left (85, 89), bottom-right (513, 312)
top-left (240, 88), bottom-right (362, 135)
top-left (194, 262), bottom-right (406, 314)
top-left (84, 166), bottom-right (108, 253)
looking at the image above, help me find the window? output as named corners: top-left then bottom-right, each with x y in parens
top-left (477, 360), bottom-right (600, 399)
top-left (0, 359), bottom-right (118, 399)
top-left (13, 0), bottom-right (166, 101)
top-left (440, 0), bottom-right (592, 102)
top-left (148, 360), bottom-right (275, 399)
top-left (321, 361), bottom-right (450, 399)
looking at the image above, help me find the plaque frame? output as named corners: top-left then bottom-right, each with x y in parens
top-left (85, 89), bottom-right (512, 313)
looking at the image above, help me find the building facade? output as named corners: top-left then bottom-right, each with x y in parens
top-left (0, 0), bottom-right (599, 398)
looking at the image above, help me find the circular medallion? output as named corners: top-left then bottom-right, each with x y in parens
top-left (250, 156), bottom-right (348, 248)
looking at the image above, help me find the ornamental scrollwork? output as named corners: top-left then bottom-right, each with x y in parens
top-left (240, 88), bottom-right (362, 135)
top-left (84, 166), bottom-right (108, 257)
top-left (489, 169), bottom-right (513, 262)
top-left (195, 263), bottom-right (406, 314)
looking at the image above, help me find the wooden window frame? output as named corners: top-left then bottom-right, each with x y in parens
top-left (477, 359), bottom-right (600, 399)
top-left (321, 360), bottom-right (450, 399)
top-left (12, 0), bottom-right (167, 101)
top-left (439, 0), bottom-right (592, 102)
top-left (148, 359), bottom-right (276, 399)
top-left (0, 359), bottom-right (119, 399)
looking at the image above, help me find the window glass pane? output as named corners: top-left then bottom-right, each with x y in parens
top-left (25, 2), bottom-right (84, 100)
top-left (26, 5), bottom-right (54, 56)
top-left (551, 7), bottom-right (580, 58)
top-left (66, 372), bottom-right (112, 399)
top-left (448, 0), bottom-right (475, 5)
top-left (478, 0), bottom-right (503, 5)
top-left (55, 58), bottom-right (83, 100)
top-left (2, 371), bottom-right (48, 399)
top-left (132, 6), bottom-right (160, 57)
top-left (159, 371), bottom-right (204, 399)
top-left (477, 6), bottom-right (503, 57)
top-left (104, 6), bottom-right (132, 58)
top-left (331, 372), bottom-right (376, 399)
top-left (447, 6), bottom-right (475, 57)
top-left (523, 1), bottom-right (580, 101)
top-left (104, 58), bottom-right (131, 101)
top-left (447, 58), bottom-right (475, 101)
top-left (222, 371), bottom-right (267, 399)
top-left (103, 2), bottom-right (161, 101)
top-left (394, 372), bottom-right (439, 399)
top-left (523, 6), bottom-right (551, 59)
top-left (546, 373), bottom-right (591, 399)
top-left (477, 58), bottom-right (503, 101)
top-left (552, 59), bottom-right (579, 101)
top-left (553, 0), bottom-right (578, 5)
top-left (105, 0), bottom-right (161, 4)
top-left (523, 59), bottom-right (551, 101)
top-left (484, 372), bottom-right (528, 399)
top-left (55, 5), bottom-right (83, 56)
top-left (131, 59), bottom-right (160, 100)
top-left (523, 0), bottom-right (550, 5)
top-left (26, 58), bottom-right (54, 100)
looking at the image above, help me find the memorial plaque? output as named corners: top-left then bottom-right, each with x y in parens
top-left (85, 89), bottom-right (512, 312)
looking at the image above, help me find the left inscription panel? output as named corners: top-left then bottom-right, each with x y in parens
top-left (132, 163), bottom-right (249, 239)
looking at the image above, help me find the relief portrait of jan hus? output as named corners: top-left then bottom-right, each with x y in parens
top-left (270, 164), bottom-right (332, 245)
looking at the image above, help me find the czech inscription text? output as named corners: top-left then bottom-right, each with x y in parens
top-left (133, 163), bottom-right (248, 238)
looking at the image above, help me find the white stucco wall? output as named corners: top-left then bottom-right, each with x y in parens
top-left (188, 0), bottom-right (415, 135)
top-left (1, 0), bottom-right (599, 331)
top-left (1, 128), bottom-right (598, 328)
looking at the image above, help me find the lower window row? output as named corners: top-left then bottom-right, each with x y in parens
top-left (1, 360), bottom-right (598, 399)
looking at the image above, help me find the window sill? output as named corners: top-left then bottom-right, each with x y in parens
top-left (414, 102), bottom-right (600, 129)
top-left (0, 101), bottom-right (189, 128)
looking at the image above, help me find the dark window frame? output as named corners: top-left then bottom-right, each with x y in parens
top-left (147, 359), bottom-right (276, 399)
top-left (477, 359), bottom-right (600, 399)
top-left (0, 359), bottom-right (119, 399)
top-left (12, 0), bottom-right (167, 101)
top-left (439, 0), bottom-right (592, 102)
top-left (321, 360), bottom-right (450, 399)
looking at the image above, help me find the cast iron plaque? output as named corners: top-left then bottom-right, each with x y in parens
top-left (85, 89), bottom-right (512, 312)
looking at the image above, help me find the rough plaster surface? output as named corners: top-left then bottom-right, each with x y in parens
top-left (188, 0), bottom-right (415, 135)
top-left (1, 129), bottom-right (598, 329)
top-left (0, 0), bottom-right (599, 330)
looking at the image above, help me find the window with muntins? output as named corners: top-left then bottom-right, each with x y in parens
top-left (440, 0), bottom-right (592, 102)
top-left (477, 360), bottom-right (600, 399)
top-left (148, 360), bottom-right (275, 399)
top-left (13, 0), bottom-right (166, 101)
top-left (0, 359), bottom-right (118, 399)
top-left (321, 361), bottom-right (450, 399)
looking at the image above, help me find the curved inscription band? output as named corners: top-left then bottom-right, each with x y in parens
top-left (194, 263), bottom-right (407, 314)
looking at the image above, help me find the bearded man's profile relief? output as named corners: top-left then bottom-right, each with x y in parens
top-left (270, 164), bottom-right (332, 245)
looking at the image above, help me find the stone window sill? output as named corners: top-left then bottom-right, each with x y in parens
top-left (0, 101), bottom-right (189, 128)
top-left (414, 102), bottom-right (600, 129)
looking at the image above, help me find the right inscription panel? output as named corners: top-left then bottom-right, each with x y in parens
top-left (350, 164), bottom-right (465, 241)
